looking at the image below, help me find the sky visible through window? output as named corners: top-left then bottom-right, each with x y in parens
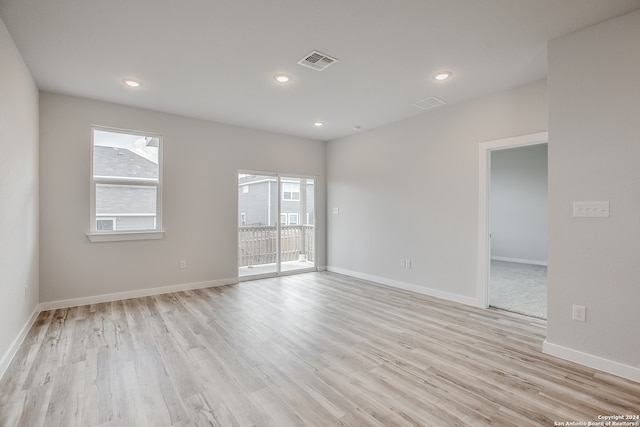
top-left (94, 129), bottom-right (159, 164)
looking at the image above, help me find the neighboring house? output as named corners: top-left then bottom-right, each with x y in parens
top-left (93, 146), bottom-right (158, 231)
top-left (238, 175), bottom-right (314, 226)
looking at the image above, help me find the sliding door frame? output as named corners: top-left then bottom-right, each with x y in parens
top-left (238, 169), bottom-right (318, 281)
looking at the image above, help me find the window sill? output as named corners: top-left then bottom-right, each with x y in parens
top-left (87, 230), bottom-right (165, 243)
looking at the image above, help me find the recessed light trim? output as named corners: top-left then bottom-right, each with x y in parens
top-left (274, 74), bottom-right (291, 83)
top-left (313, 122), bottom-right (324, 127)
top-left (433, 71), bottom-right (452, 81)
top-left (123, 79), bottom-right (142, 88)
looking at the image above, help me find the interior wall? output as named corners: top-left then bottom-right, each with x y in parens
top-left (39, 92), bottom-right (326, 303)
top-left (0, 17), bottom-right (40, 370)
top-left (490, 144), bottom-right (548, 265)
top-left (326, 80), bottom-right (548, 303)
top-left (546, 10), bottom-right (640, 370)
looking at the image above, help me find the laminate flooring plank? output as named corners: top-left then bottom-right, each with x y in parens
top-left (2, 271), bottom-right (640, 427)
top-left (188, 345), bottom-right (264, 426)
top-left (254, 358), bottom-right (346, 427)
top-left (311, 366), bottom-right (398, 427)
top-left (0, 389), bottom-right (26, 427)
top-left (44, 361), bottom-right (84, 427)
top-left (134, 363), bottom-right (173, 425)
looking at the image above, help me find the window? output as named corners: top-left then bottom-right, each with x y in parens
top-left (288, 213), bottom-right (299, 225)
top-left (282, 182), bottom-right (300, 201)
top-left (90, 127), bottom-right (162, 240)
top-left (242, 185), bottom-right (249, 194)
top-left (280, 213), bottom-right (287, 225)
top-left (240, 213), bottom-right (247, 226)
top-left (96, 217), bottom-right (116, 231)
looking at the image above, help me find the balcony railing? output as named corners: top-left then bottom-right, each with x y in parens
top-left (238, 225), bottom-right (315, 268)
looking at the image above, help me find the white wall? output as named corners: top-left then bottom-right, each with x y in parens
top-left (327, 80), bottom-right (548, 304)
top-left (546, 10), bottom-right (640, 374)
top-left (490, 144), bottom-right (548, 265)
top-left (39, 92), bottom-right (326, 303)
top-left (0, 17), bottom-right (40, 373)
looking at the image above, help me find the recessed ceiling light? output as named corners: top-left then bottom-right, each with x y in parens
top-left (313, 122), bottom-right (324, 127)
top-left (274, 74), bottom-right (291, 83)
top-left (433, 71), bottom-right (452, 81)
top-left (123, 79), bottom-right (142, 88)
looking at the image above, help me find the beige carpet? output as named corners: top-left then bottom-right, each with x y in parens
top-left (489, 260), bottom-right (547, 319)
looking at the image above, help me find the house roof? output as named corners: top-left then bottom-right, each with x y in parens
top-left (94, 146), bottom-right (157, 180)
top-left (94, 146), bottom-right (157, 215)
top-left (2, 1), bottom-right (639, 140)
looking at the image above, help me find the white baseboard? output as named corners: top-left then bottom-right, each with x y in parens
top-left (491, 256), bottom-right (547, 266)
top-left (327, 266), bottom-right (481, 308)
top-left (543, 340), bottom-right (640, 383)
top-left (39, 277), bottom-right (238, 311)
top-left (0, 305), bottom-right (41, 380)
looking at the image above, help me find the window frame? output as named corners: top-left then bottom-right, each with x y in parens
top-left (88, 126), bottom-right (164, 242)
top-left (282, 182), bottom-right (300, 201)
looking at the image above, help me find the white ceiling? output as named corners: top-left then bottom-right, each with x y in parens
top-left (2, 0), bottom-right (639, 141)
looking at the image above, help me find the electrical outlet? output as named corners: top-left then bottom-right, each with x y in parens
top-left (572, 305), bottom-right (586, 322)
top-left (400, 259), bottom-right (406, 268)
top-left (180, 260), bottom-right (187, 269)
top-left (406, 259), bottom-right (411, 269)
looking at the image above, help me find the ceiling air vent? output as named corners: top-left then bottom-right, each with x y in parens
top-left (411, 96), bottom-right (446, 111)
top-left (297, 50), bottom-right (338, 71)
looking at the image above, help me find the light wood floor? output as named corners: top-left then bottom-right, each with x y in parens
top-left (1, 272), bottom-right (638, 426)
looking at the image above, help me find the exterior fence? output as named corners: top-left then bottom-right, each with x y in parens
top-left (238, 225), bottom-right (315, 268)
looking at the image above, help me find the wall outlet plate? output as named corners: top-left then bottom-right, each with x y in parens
top-left (572, 304), bottom-right (586, 322)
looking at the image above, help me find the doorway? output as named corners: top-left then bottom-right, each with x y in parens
top-left (238, 172), bottom-right (317, 279)
top-left (477, 132), bottom-right (548, 318)
top-left (489, 144), bottom-right (548, 319)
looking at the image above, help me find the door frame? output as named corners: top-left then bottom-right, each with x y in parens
top-left (237, 170), bottom-right (318, 280)
top-left (476, 131), bottom-right (548, 308)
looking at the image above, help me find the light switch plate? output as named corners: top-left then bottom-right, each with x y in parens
top-left (573, 201), bottom-right (609, 218)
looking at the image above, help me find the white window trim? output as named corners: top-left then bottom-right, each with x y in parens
top-left (88, 126), bottom-right (164, 242)
top-left (88, 230), bottom-right (164, 243)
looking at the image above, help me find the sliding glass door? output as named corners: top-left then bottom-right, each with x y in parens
top-left (238, 173), bottom-right (278, 276)
top-left (238, 172), bottom-right (316, 278)
top-left (279, 176), bottom-right (315, 274)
